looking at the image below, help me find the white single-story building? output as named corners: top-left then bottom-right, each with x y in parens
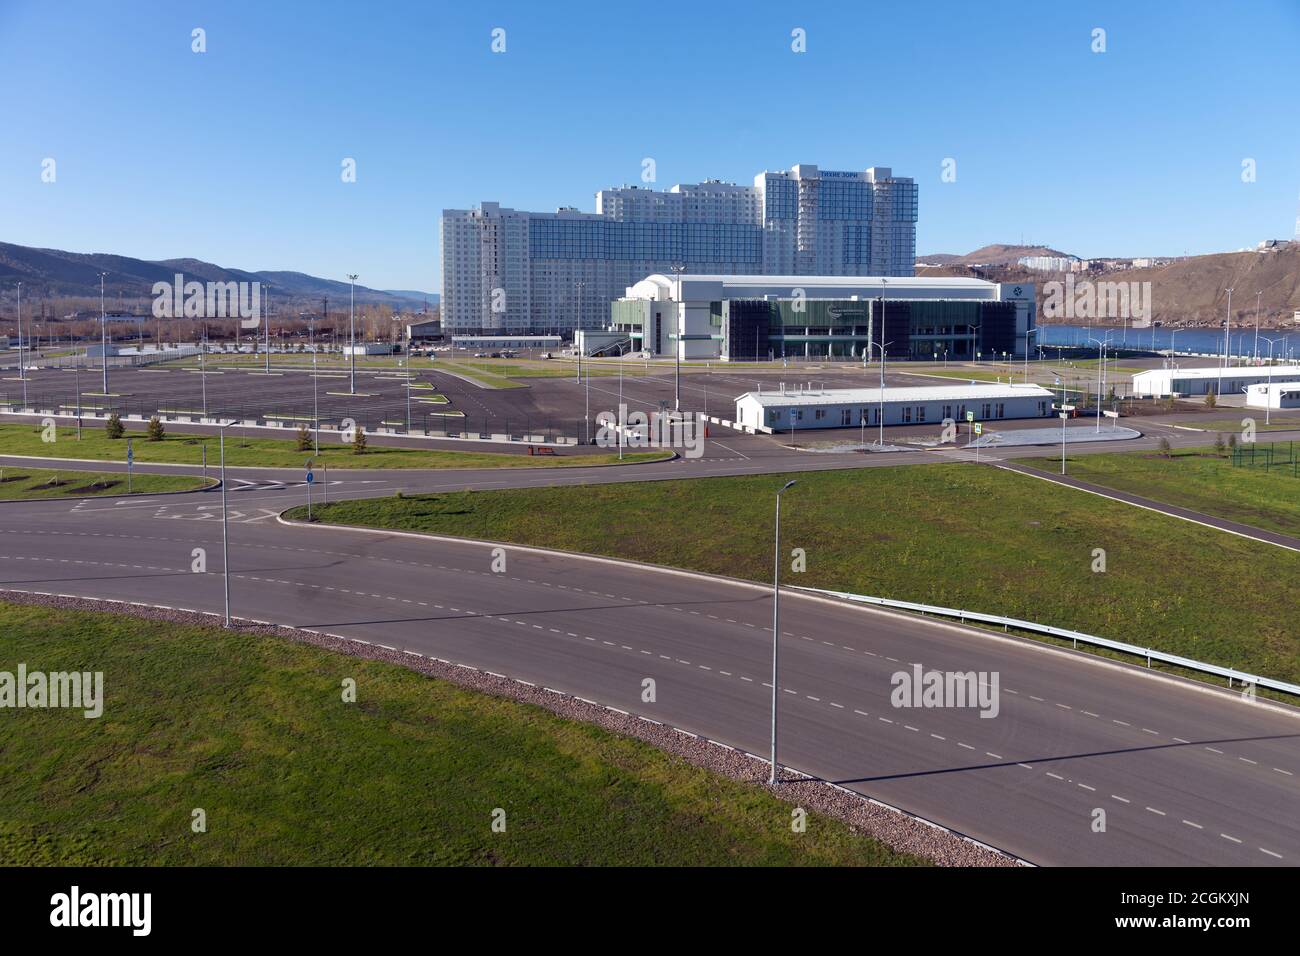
top-left (1132, 365), bottom-right (1300, 397)
top-left (1246, 381), bottom-right (1300, 410)
top-left (735, 383), bottom-right (1055, 431)
top-left (343, 342), bottom-right (398, 356)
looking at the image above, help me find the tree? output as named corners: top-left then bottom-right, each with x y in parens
top-left (295, 425), bottom-right (312, 451)
top-left (105, 412), bottom-right (125, 439)
top-left (1204, 389), bottom-right (1217, 409)
top-left (146, 416), bottom-right (165, 441)
top-left (1158, 436), bottom-right (1172, 458)
top-left (1214, 433), bottom-right (1227, 457)
top-left (351, 425), bottom-right (367, 455)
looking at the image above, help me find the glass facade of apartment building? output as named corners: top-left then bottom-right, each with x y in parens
top-left (442, 165), bottom-right (918, 334)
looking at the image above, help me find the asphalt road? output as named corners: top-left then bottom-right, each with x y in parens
top-left (1, 426), bottom-right (1298, 865)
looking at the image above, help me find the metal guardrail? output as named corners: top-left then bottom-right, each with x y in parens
top-left (794, 586), bottom-right (1300, 698)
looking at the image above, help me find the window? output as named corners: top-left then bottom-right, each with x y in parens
top-left (942, 405), bottom-right (952, 420)
top-left (902, 407), bottom-right (912, 423)
top-left (917, 406), bottom-right (926, 422)
top-left (815, 409), bottom-right (826, 421)
top-left (840, 408), bottom-right (852, 426)
top-left (981, 403), bottom-right (992, 419)
top-left (995, 403), bottom-right (1005, 418)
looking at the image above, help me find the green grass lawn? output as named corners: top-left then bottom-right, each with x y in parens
top-left (0, 424), bottom-right (668, 471)
top-left (1017, 445), bottom-right (1300, 536)
top-left (1186, 417), bottom-right (1300, 433)
top-left (0, 601), bottom-right (921, 866)
top-left (288, 464), bottom-right (1300, 686)
top-left (0, 466), bottom-right (208, 499)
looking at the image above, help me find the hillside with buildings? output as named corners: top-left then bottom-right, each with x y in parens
top-left (918, 242), bottom-right (1300, 329)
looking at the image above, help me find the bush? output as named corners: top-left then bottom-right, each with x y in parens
top-left (105, 413), bottom-right (125, 440)
top-left (1214, 433), bottom-right (1227, 457)
top-left (1204, 390), bottom-right (1217, 408)
top-left (295, 425), bottom-right (312, 451)
top-left (146, 416), bottom-right (165, 441)
top-left (1158, 436), bottom-right (1172, 458)
top-left (351, 426), bottom-right (367, 455)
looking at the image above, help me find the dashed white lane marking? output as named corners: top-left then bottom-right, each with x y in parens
top-left (1146, 807), bottom-right (1167, 816)
top-left (1182, 820), bottom-right (1204, 829)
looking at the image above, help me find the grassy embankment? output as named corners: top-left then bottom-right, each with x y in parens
top-left (1018, 445), bottom-right (1300, 537)
top-left (287, 464), bottom-right (1300, 686)
top-left (0, 601), bottom-right (921, 866)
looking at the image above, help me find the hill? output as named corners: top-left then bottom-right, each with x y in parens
top-left (0, 242), bottom-right (430, 308)
top-left (917, 244), bottom-right (1073, 268)
top-left (918, 243), bottom-right (1300, 328)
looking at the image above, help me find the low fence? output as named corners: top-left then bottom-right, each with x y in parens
top-left (1232, 440), bottom-right (1298, 477)
top-left (794, 586), bottom-right (1300, 698)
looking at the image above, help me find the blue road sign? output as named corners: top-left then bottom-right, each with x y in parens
top-left (306, 471), bottom-right (314, 485)
top-left (126, 440), bottom-right (133, 465)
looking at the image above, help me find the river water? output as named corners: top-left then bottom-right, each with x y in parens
top-left (1039, 324), bottom-right (1299, 361)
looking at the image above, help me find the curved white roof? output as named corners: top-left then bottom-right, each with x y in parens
top-left (626, 274), bottom-right (999, 301)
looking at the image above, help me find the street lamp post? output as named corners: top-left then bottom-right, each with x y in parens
top-left (1023, 328), bottom-right (1039, 382)
top-left (15, 281), bottom-right (26, 409)
top-left (99, 272), bottom-right (109, 395)
top-left (1222, 287), bottom-right (1234, 383)
top-left (200, 323), bottom-right (209, 418)
top-left (218, 422), bottom-right (234, 627)
top-left (1253, 292), bottom-right (1262, 362)
top-left (574, 279), bottom-right (584, 385)
top-left (669, 265), bottom-right (685, 410)
top-left (1260, 336), bottom-right (1280, 426)
top-left (871, 340), bottom-right (893, 447)
top-left (347, 274), bottom-right (358, 394)
top-left (310, 317), bottom-right (320, 454)
top-left (769, 478), bottom-right (797, 785)
top-left (1087, 334), bottom-right (1111, 432)
top-left (1060, 412), bottom-right (1068, 475)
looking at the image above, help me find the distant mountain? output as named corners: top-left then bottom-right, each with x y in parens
top-left (383, 289), bottom-right (439, 302)
top-left (0, 242), bottom-right (430, 308)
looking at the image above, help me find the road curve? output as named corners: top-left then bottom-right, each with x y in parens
top-left (0, 478), bottom-right (1296, 866)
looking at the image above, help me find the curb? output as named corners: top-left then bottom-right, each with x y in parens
top-left (0, 476), bottom-right (219, 503)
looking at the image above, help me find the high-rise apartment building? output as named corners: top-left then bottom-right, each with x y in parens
top-left (440, 164), bottom-right (917, 334)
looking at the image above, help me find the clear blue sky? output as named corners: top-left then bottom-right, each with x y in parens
top-left (1, 0), bottom-right (1297, 291)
